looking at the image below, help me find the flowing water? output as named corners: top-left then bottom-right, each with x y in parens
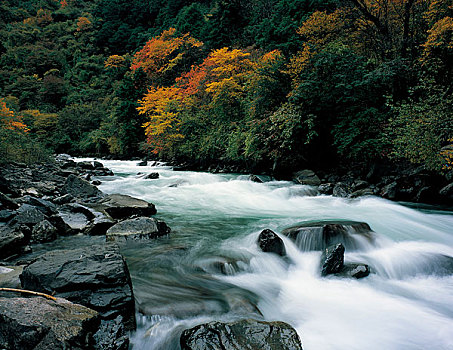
top-left (83, 159), bottom-right (453, 349)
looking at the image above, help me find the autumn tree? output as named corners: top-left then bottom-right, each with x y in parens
top-left (131, 28), bottom-right (203, 86)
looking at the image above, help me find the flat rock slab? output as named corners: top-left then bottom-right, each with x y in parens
top-left (181, 319), bottom-right (303, 350)
top-left (93, 194), bottom-right (156, 219)
top-left (20, 244), bottom-right (135, 330)
top-left (0, 297), bottom-right (99, 350)
top-left (106, 217), bottom-right (170, 242)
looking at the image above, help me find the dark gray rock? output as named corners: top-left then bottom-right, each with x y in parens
top-left (318, 183), bottom-right (334, 195)
top-left (332, 182), bottom-right (350, 198)
top-left (380, 182), bottom-right (398, 200)
top-left (249, 175), bottom-right (263, 183)
top-left (93, 161), bottom-right (104, 169)
top-left (92, 180), bottom-right (102, 186)
top-left (0, 297), bottom-right (99, 350)
top-left (137, 160), bottom-right (147, 166)
top-left (0, 210), bottom-right (15, 222)
top-left (321, 243), bottom-right (345, 276)
top-left (439, 182), bottom-right (453, 202)
top-left (20, 244), bottom-right (136, 330)
top-left (63, 174), bottom-right (104, 200)
top-left (12, 204), bottom-right (46, 227)
top-left (257, 229), bottom-right (286, 256)
top-left (93, 316), bottom-right (129, 350)
top-left (77, 161), bottom-right (95, 170)
top-left (337, 263), bottom-right (370, 279)
top-left (53, 194), bottom-right (75, 205)
top-left (31, 220), bottom-right (57, 243)
top-left (293, 169), bottom-right (321, 186)
top-left (144, 172), bottom-right (159, 180)
top-left (282, 221), bottom-right (374, 251)
top-left (0, 224), bottom-right (26, 260)
top-left (106, 217), bottom-right (170, 242)
top-left (0, 192), bottom-right (18, 210)
top-left (94, 194), bottom-right (156, 220)
top-left (19, 196), bottom-right (57, 216)
top-left (180, 319), bottom-right (303, 350)
top-left (349, 188), bottom-right (374, 198)
top-left (58, 209), bottom-right (90, 233)
top-left (48, 214), bottom-right (74, 236)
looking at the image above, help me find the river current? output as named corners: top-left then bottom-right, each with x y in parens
top-left (83, 159), bottom-right (453, 349)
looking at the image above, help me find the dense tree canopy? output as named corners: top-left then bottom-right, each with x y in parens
top-left (0, 0), bottom-right (451, 173)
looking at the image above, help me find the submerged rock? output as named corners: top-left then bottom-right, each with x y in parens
top-left (144, 172), bottom-right (159, 179)
top-left (180, 319), bottom-right (303, 350)
top-left (257, 229), bottom-right (286, 256)
top-left (20, 244), bottom-right (136, 330)
top-left (106, 217), bottom-right (170, 242)
top-left (282, 220), bottom-right (374, 251)
top-left (321, 243), bottom-right (345, 276)
top-left (0, 297), bottom-right (99, 350)
top-left (338, 263), bottom-right (370, 279)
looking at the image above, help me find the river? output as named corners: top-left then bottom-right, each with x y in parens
top-left (86, 159), bottom-right (453, 349)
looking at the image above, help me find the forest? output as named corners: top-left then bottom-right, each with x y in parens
top-left (0, 0), bottom-right (452, 176)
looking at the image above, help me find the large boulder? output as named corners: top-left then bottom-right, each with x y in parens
top-left (0, 297), bottom-right (99, 350)
top-left (10, 204), bottom-right (45, 227)
top-left (20, 244), bottom-right (135, 330)
top-left (63, 174), bottom-right (104, 201)
top-left (293, 170), bottom-right (321, 186)
top-left (0, 224), bottom-right (27, 260)
top-left (180, 319), bottom-right (303, 350)
top-left (94, 194), bottom-right (157, 220)
top-left (106, 217), bottom-right (170, 242)
top-left (58, 203), bottom-right (115, 236)
top-left (257, 229), bottom-right (286, 256)
top-left (321, 243), bottom-right (345, 276)
top-left (282, 220), bottom-right (374, 251)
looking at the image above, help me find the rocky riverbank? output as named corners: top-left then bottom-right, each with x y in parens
top-left (0, 157), bottom-right (306, 349)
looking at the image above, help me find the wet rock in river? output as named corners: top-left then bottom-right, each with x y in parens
top-left (257, 229), bottom-right (286, 256)
top-left (106, 216), bottom-right (170, 242)
top-left (0, 297), bottom-right (99, 350)
top-left (337, 263), bottom-right (370, 279)
top-left (0, 192), bottom-right (18, 210)
top-left (282, 220), bottom-right (374, 251)
top-left (144, 172), bottom-right (159, 179)
top-left (180, 319), bottom-right (303, 350)
top-left (20, 244), bottom-right (136, 330)
top-left (321, 243), bottom-right (345, 276)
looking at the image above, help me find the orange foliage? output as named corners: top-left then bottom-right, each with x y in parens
top-left (76, 16), bottom-right (92, 32)
top-left (131, 28), bottom-right (202, 82)
top-left (0, 100), bottom-right (28, 133)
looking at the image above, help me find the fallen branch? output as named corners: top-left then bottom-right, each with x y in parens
top-left (0, 287), bottom-right (56, 301)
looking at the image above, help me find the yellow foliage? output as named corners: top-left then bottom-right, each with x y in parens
top-left (105, 55), bottom-right (127, 69)
top-left (138, 86), bottom-right (184, 153)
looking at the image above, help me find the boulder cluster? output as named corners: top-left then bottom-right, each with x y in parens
top-left (0, 156), bottom-right (171, 349)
